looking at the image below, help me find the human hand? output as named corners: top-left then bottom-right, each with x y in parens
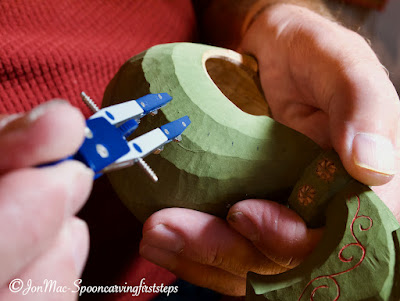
top-left (0, 100), bottom-right (93, 301)
top-left (240, 3), bottom-right (400, 187)
top-left (240, 3), bottom-right (400, 217)
top-left (140, 4), bottom-right (400, 296)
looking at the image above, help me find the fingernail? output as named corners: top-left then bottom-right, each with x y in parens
top-left (27, 99), bottom-right (68, 122)
top-left (142, 224), bottom-right (184, 253)
top-left (0, 100), bottom-right (68, 134)
top-left (227, 211), bottom-right (259, 241)
top-left (352, 133), bottom-right (397, 175)
top-left (139, 244), bottom-right (178, 270)
top-left (0, 113), bottom-right (23, 131)
top-left (68, 219), bottom-right (90, 275)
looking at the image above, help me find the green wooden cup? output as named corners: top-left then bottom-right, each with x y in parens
top-left (102, 43), bottom-right (400, 300)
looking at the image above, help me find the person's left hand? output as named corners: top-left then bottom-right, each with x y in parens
top-left (140, 202), bottom-right (322, 296)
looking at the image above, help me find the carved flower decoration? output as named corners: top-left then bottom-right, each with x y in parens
top-left (297, 185), bottom-right (316, 206)
top-left (316, 158), bottom-right (337, 182)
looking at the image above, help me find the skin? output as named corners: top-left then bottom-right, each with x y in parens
top-left (0, 3), bottom-right (399, 300)
top-left (140, 4), bottom-right (400, 296)
top-left (0, 101), bottom-right (93, 301)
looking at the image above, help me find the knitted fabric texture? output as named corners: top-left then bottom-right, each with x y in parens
top-left (0, 1), bottom-right (196, 301)
top-left (0, 0), bottom-right (196, 117)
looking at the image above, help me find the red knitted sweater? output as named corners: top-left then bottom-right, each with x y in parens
top-left (0, 0), bottom-right (196, 116)
top-left (0, 1), bottom-right (196, 300)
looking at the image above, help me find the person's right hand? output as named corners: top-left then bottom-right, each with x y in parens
top-left (0, 100), bottom-right (93, 301)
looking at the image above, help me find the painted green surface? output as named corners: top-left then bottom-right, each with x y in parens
top-left (247, 151), bottom-right (400, 300)
top-left (102, 43), bottom-right (400, 300)
top-left (102, 43), bottom-right (320, 222)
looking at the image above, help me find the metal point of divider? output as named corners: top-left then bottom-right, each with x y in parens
top-left (137, 158), bottom-right (158, 182)
top-left (81, 91), bottom-right (99, 113)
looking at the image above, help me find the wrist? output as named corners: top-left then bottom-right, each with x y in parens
top-left (199, 0), bottom-right (331, 50)
top-left (242, 1), bottom-right (333, 42)
top-left (241, 3), bottom-right (340, 59)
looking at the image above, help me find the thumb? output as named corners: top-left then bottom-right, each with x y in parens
top-left (227, 199), bottom-right (322, 268)
top-left (328, 61), bottom-right (400, 186)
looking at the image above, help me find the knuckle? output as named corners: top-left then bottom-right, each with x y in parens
top-left (341, 34), bottom-right (379, 66)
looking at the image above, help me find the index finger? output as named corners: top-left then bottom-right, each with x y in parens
top-left (0, 100), bottom-right (85, 171)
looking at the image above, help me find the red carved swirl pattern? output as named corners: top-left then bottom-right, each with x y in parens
top-left (298, 195), bottom-right (373, 300)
